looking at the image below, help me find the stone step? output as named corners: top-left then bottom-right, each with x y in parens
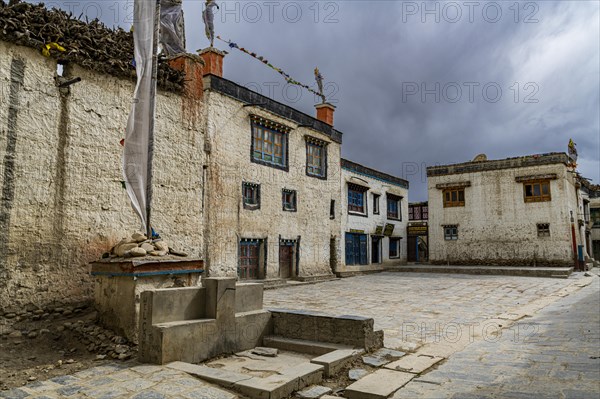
top-left (344, 369), bottom-right (415, 399)
top-left (263, 336), bottom-right (355, 356)
top-left (236, 363), bottom-right (324, 399)
top-left (311, 348), bottom-right (364, 377)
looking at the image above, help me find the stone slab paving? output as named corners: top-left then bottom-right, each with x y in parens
top-left (263, 272), bottom-right (589, 351)
top-left (344, 369), bottom-right (415, 399)
top-left (391, 272), bottom-right (600, 398)
top-left (0, 363), bottom-right (243, 399)
top-left (384, 354), bottom-right (444, 374)
top-left (2, 271), bottom-right (596, 399)
top-left (295, 385), bottom-right (332, 398)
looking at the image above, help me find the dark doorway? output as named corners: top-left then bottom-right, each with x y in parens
top-left (407, 236), bottom-right (417, 262)
top-left (371, 236), bottom-right (382, 264)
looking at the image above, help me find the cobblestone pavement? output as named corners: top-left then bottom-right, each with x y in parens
top-left (263, 272), bottom-right (588, 351)
top-left (1, 272), bottom-right (597, 399)
top-left (393, 273), bottom-right (600, 399)
top-left (0, 364), bottom-right (243, 399)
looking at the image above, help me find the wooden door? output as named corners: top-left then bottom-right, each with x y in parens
top-left (279, 244), bottom-right (293, 278)
top-left (239, 242), bottom-right (259, 280)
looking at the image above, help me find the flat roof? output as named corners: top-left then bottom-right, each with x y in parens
top-left (341, 158), bottom-right (409, 189)
top-left (426, 152), bottom-right (571, 177)
top-left (204, 75), bottom-right (343, 144)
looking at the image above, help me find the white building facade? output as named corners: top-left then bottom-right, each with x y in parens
top-left (427, 153), bottom-right (585, 267)
top-left (201, 62), bottom-right (343, 282)
top-left (339, 159), bottom-right (409, 276)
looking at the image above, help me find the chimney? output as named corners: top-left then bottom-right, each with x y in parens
top-left (198, 47), bottom-right (226, 78)
top-left (315, 103), bottom-right (336, 126)
top-left (168, 54), bottom-right (205, 99)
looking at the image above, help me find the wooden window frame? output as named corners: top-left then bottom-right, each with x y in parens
top-left (251, 121), bottom-right (289, 171)
top-left (282, 189), bottom-right (297, 212)
top-left (523, 180), bottom-right (551, 203)
top-left (444, 225), bottom-right (458, 240)
top-left (242, 182), bottom-right (260, 210)
top-left (306, 140), bottom-right (328, 179)
top-left (348, 184), bottom-right (368, 215)
top-left (387, 194), bottom-right (402, 221)
top-left (537, 223), bottom-right (550, 237)
top-left (443, 188), bottom-right (465, 208)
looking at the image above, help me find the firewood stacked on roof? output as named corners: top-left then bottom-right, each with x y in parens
top-left (0, 1), bottom-right (183, 91)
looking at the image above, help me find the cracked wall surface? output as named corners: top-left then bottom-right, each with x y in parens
top-left (0, 40), bottom-right (204, 311)
top-left (427, 162), bottom-right (581, 266)
top-left (202, 90), bottom-right (343, 279)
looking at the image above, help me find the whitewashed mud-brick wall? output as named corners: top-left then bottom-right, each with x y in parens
top-left (0, 40), bottom-right (204, 311)
top-left (427, 156), bottom-right (581, 266)
top-left (340, 162), bottom-right (409, 273)
top-left (202, 86), bottom-right (343, 279)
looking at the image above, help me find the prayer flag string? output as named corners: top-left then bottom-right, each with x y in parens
top-left (217, 36), bottom-right (326, 103)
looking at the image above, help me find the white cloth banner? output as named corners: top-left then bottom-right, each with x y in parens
top-left (123, 0), bottom-right (158, 233)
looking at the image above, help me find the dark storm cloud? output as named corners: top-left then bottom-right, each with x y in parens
top-left (30, 0), bottom-right (600, 200)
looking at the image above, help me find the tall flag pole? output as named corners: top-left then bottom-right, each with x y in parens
top-left (123, 0), bottom-right (161, 238)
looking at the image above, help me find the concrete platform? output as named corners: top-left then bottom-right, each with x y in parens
top-left (386, 265), bottom-right (573, 278)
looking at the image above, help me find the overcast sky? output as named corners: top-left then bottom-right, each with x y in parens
top-left (34, 0), bottom-right (600, 200)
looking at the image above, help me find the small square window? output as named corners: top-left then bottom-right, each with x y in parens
top-left (243, 182), bottom-right (260, 210)
top-left (537, 223), bottom-right (550, 237)
top-left (444, 225), bottom-right (458, 240)
top-left (282, 189), bottom-right (297, 212)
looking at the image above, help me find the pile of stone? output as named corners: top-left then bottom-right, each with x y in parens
top-left (66, 320), bottom-right (136, 361)
top-left (109, 233), bottom-right (187, 258)
top-left (0, 0), bottom-right (183, 91)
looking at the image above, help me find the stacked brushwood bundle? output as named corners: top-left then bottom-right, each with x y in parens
top-left (0, 0), bottom-right (183, 91)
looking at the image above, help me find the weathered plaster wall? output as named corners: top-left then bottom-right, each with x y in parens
top-left (0, 41), bottom-right (204, 311)
top-left (203, 90), bottom-right (342, 279)
top-left (340, 168), bottom-right (409, 272)
top-left (427, 163), bottom-right (579, 266)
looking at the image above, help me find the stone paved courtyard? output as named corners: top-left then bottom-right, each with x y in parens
top-left (1, 271), bottom-right (598, 398)
top-left (263, 272), bottom-right (590, 350)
